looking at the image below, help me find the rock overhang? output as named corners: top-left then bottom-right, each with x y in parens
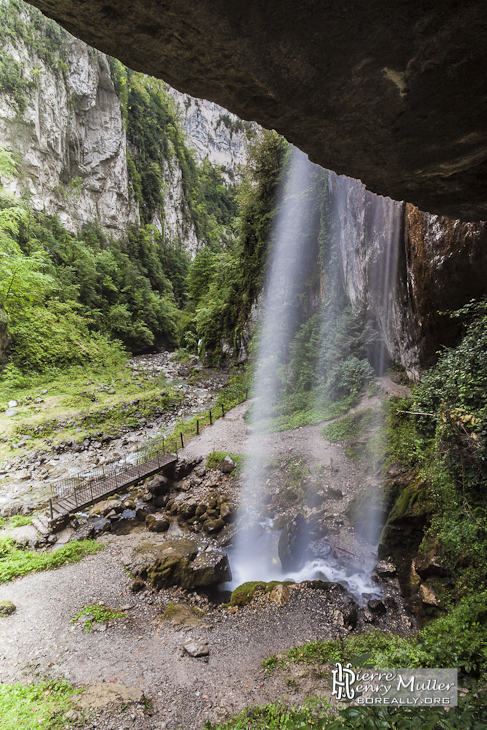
top-left (23, 0), bottom-right (487, 220)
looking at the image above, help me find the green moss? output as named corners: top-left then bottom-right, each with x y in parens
top-left (72, 603), bottom-right (125, 632)
top-left (228, 581), bottom-right (268, 607)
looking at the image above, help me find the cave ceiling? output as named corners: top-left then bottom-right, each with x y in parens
top-left (25, 0), bottom-right (487, 220)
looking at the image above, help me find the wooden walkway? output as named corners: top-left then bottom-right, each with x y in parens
top-left (51, 440), bottom-right (177, 517)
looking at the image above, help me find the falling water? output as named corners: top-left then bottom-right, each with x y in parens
top-left (226, 150), bottom-right (402, 600)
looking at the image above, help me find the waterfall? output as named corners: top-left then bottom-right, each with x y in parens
top-left (226, 149), bottom-right (402, 600)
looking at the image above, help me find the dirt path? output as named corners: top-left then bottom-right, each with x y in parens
top-left (0, 537), bottom-right (384, 729)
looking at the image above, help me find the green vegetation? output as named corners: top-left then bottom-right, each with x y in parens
top-left (225, 581), bottom-right (284, 607)
top-left (72, 603), bottom-right (125, 631)
top-left (264, 589), bottom-right (487, 678)
top-left (204, 697), bottom-right (334, 730)
top-left (206, 451), bottom-right (243, 470)
top-left (383, 300), bottom-right (487, 599)
top-left (0, 538), bottom-right (102, 583)
top-left (204, 692), bottom-right (487, 730)
top-left (0, 679), bottom-right (81, 730)
top-left (0, 514), bottom-right (34, 529)
top-left (180, 131), bottom-right (287, 361)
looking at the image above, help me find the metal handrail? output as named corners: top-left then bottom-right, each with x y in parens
top-left (50, 386), bottom-right (248, 509)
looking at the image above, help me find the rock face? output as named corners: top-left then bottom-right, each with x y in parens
top-left (0, 17), bottom-right (135, 235)
top-left (25, 0), bottom-right (487, 219)
top-left (0, 1), bottom-right (249, 249)
top-left (167, 88), bottom-right (252, 179)
top-left (332, 173), bottom-right (487, 376)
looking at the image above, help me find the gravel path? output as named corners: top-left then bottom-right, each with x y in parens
top-left (0, 537), bottom-right (369, 729)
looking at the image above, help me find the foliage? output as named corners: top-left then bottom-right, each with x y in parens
top-left (204, 692), bottom-right (487, 730)
top-left (385, 300), bottom-right (487, 596)
top-left (0, 514), bottom-right (34, 530)
top-left (321, 410), bottom-right (376, 443)
top-left (0, 679), bottom-right (81, 730)
top-left (0, 537), bottom-right (103, 583)
top-left (181, 130), bottom-right (287, 360)
top-left (206, 451), bottom-right (243, 470)
top-left (72, 603), bottom-right (125, 632)
top-left (204, 696), bottom-right (334, 730)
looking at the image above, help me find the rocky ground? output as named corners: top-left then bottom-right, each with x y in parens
top-left (0, 360), bottom-right (415, 729)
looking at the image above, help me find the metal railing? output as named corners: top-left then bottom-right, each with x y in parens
top-left (50, 385), bottom-right (249, 510)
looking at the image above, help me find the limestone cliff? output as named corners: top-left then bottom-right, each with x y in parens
top-left (168, 88), bottom-right (254, 180)
top-left (333, 174), bottom-right (487, 376)
top-left (0, 0), bottom-right (248, 252)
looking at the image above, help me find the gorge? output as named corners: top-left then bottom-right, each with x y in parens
top-left (0, 1), bottom-right (487, 729)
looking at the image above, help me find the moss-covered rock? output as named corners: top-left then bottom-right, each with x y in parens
top-left (0, 600), bottom-right (16, 616)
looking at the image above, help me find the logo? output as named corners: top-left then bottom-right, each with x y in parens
top-left (331, 662), bottom-right (357, 700)
top-left (330, 664), bottom-right (458, 706)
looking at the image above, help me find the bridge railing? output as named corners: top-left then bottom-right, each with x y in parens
top-left (51, 435), bottom-right (176, 500)
top-left (50, 385), bottom-right (249, 506)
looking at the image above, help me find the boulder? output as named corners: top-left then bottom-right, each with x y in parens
top-left (146, 475), bottom-right (171, 496)
top-left (145, 514), bottom-right (170, 533)
top-left (190, 549), bottom-right (232, 585)
top-left (174, 457), bottom-right (202, 480)
top-left (219, 455), bottom-right (236, 473)
top-left (374, 560), bottom-right (397, 578)
top-left (129, 536), bottom-right (230, 590)
top-left (0, 600), bottom-right (16, 616)
top-left (219, 503), bottom-right (233, 522)
top-left (178, 499), bottom-right (198, 520)
top-left (89, 498), bottom-right (123, 517)
top-left (203, 518), bottom-right (225, 534)
top-left (183, 640), bottom-right (209, 658)
top-left (269, 584), bottom-right (290, 606)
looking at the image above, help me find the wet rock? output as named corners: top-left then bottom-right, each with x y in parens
top-left (278, 514), bottom-right (309, 571)
top-left (183, 640), bottom-right (209, 657)
top-left (154, 494), bottom-right (169, 509)
top-left (219, 455), bottom-right (236, 473)
top-left (0, 600), bottom-right (16, 616)
top-left (414, 551), bottom-right (448, 579)
top-left (367, 598), bottom-right (387, 615)
top-left (123, 499), bottom-right (136, 510)
top-left (145, 514), bottom-right (170, 533)
top-left (92, 517), bottom-right (112, 536)
top-left (203, 518), bottom-right (225, 534)
top-left (269, 584), bottom-right (290, 606)
top-left (375, 560), bottom-right (397, 578)
top-left (345, 488), bottom-right (387, 544)
top-left (419, 582), bottom-right (438, 606)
